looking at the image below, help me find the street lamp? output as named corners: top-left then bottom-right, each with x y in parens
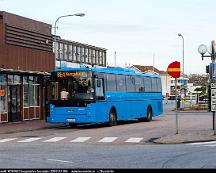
top-left (54, 13), bottom-right (85, 68)
top-left (178, 33), bottom-right (186, 108)
top-left (178, 33), bottom-right (184, 75)
top-left (198, 40), bottom-right (216, 135)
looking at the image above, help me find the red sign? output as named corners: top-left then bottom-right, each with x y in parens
top-left (167, 61), bottom-right (181, 78)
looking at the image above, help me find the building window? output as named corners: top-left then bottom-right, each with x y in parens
top-left (85, 48), bottom-right (89, 63)
top-left (64, 44), bottom-right (68, 61)
top-left (102, 51), bottom-right (106, 66)
top-left (59, 43), bottom-right (63, 60)
top-left (73, 45), bottom-right (77, 62)
top-left (29, 76), bottom-right (39, 107)
top-left (89, 49), bottom-right (92, 64)
top-left (99, 51), bottom-right (103, 65)
top-left (69, 45), bottom-right (73, 61)
top-left (80, 47), bottom-right (84, 63)
top-left (95, 50), bottom-right (99, 65)
top-left (77, 46), bottom-right (80, 62)
top-left (0, 74), bottom-right (7, 115)
top-left (23, 76), bottom-right (29, 107)
top-left (92, 50), bottom-right (96, 65)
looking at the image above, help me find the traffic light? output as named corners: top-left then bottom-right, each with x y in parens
top-left (206, 65), bottom-right (210, 73)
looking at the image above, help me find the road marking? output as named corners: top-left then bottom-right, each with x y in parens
top-left (125, 137), bottom-right (143, 143)
top-left (47, 159), bottom-right (74, 164)
top-left (17, 138), bottom-right (42, 143)
top-left (188, 141), bottom-right (216, 145)
top-left (70, 137), bottom-right (91, 143)
top-left (203, 144), bottom-right (216, 147)
top-left (0, 138), bottom-right (17, 143)
top-left (43, 137), bottom-right (66, 142)
top-left (98, 137), bottom-right (118, 143)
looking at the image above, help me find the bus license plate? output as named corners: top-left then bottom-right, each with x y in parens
top-left (67, 118), bottom-right (76, 122)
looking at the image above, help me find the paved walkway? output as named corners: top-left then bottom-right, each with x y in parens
top-left (0, 120), bottom-right (61, 134)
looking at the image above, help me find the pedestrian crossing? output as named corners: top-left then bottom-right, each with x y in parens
top-left (187, 141), bottom-right (216, 147)
top-left (0, 136), bottom-right (146, 144)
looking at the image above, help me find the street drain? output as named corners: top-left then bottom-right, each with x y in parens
top-left (147, 137), bottom-right (159, 144)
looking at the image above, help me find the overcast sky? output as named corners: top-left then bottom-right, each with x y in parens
top-left (1, 0), bottom-right (216, 74)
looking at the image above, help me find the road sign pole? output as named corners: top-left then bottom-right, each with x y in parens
top-left (175, 78), bottom-right (179, 134)
top-left (167, 61), bottom-right (180, 134)
top-left (214, 111), bottom-right (216, 135)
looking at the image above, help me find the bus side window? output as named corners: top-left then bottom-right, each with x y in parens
top-left (95, 78), bottom-right (104, 98)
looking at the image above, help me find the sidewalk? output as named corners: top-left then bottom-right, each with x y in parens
top-left (153, 130), bottom-right (216, 144)
top-left (0, 120), bottom-right (61, 134)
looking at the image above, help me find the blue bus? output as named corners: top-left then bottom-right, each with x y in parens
top-left (46, 67), bottom-right (163, 126)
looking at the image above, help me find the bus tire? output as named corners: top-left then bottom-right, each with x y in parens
top-left (107, 109), bottom-right (117, 127)
top-left (138, 106), bottom-right (152, 122)
top-left (145, 106), bottom-right (153, 122)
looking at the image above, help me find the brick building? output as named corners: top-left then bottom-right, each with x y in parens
top-left (0, 11), bottom-right (54, 123)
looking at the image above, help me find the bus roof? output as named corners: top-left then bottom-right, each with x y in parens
top-left (53, 67), bottom-right (161, 78)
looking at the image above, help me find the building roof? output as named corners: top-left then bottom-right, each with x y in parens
top-left (131, 65), bottom-right (167, 75)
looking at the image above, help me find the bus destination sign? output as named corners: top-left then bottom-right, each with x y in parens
top-left (57, 71), bottom-right (87, 78)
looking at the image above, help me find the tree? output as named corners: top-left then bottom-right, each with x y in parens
top-left (194, 86), bottom-right (206, 95)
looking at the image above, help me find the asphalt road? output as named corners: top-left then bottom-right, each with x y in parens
top-left (0, 101), bottom-right (215, 169)
top-left (0, 139), bottom-right (216, 168)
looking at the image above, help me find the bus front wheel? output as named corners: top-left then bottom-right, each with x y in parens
top-left (107, 110), bottom-right (117, 127)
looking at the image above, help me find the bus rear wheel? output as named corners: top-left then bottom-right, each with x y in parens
top-left (146, 107), bottom-right (153, 122)
top-left (108, 110), bottom-right (117, 127)
top-left (138, 106), bottom-right (152, 122)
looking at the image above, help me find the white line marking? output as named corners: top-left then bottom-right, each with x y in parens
top-left (203, 144), bottom-right (216, 147)
top-left (125, 137), bottom-right (143, 143)
top-left (70, 137), bottom-right (91, 143)
top-left (98, 137), bottom-right (118, 143)
top-left (43, 137), bottom-right (66, 142)
top-left (47, 159), bottom-right (74, 164)
top-left (17, 138), bottom-right (42, 143)
top-left (188, 141), bottom-right (216, 145)
top-left (0, 138), bottom-right (17, 143)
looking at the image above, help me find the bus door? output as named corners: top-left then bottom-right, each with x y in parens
top-left (94, 78), bottom-right (104, 99)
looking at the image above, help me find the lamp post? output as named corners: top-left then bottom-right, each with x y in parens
top-left (178, 33), bottom-right (185, 109)
top-left (54, 13), bottom-right (85, 68)
top-left (178, 33), bottom-right (184, 75)
top-left (198, 41), bottom-right (216, 135)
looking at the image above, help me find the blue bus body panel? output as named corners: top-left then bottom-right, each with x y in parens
top-left (47, 67), bottom-right (163, 124)
top-left (47, 91), bottom-right (163, 124)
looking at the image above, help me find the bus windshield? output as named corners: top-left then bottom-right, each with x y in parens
top-left (50, 71), bottom-right (95, 101)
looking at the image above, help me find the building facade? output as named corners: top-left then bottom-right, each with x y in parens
top-left (54, 38), bottom-right (107, 68)
top-left (0, 11), bottom-right (54, 123)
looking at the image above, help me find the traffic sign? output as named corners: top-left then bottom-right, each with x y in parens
top-left (211, 88), bottom-right (216, 111)
top-left (211, 83), bottom-right (216, 89)
top-left (167, 61), bottom-right (181, 78)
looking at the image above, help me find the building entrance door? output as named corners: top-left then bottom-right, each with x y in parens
top-left (8, 85), bottom-right (21, 122)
